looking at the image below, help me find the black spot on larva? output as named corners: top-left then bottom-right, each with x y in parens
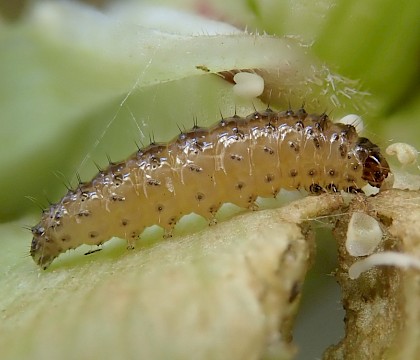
top-left (305, 127), bottom-right (314, 137)
top-left (147, 179), bottom-right (161, 186)
top-left (77, 210), bottom-right (90, 217)
top-left (353, 164), bottom-right (359, 171)
top-left (111, 195), bottom-right (126, 202)
top-left (61, 235), bottom-right (71, 242)
top-left (190, 145), bottom-right (201, 155)
top-left (80, 191), bottom-right (90, 202)
top-left (313, 138), bottom-right (321, 148)
top-left (230, 154), bottom-right (243, 161)
top-left (330, 133), bottom-right (339, 142)
top-left (328, 169), bottom-right (336, 177)
top-left (53, 211), bottom-right (63, 220)
top-left (290, 169), bottom-right (298, 177)
top-left (130, 231), bottom-right (139, 239)
top-left (113, 174), bottom-right (123, 186)
top-left (195, 192), bottom-right (205, 201)
top-left (233, 127), bottom-right (245, 139)
top-left (265, 174), bottom-right (274, 183)
top-left (121, 219), bottom-right (129, 226)
top-left (295, 121), bottom-right (304, 131)
top-left (264, 123), bottom-right (275, 132)
top-left (89, 231), bottom-right (99, 239)
top-left (31, 225), bottom-right (45, 236)
top-left (188, 164), bottom-right (203, 172)
top-left (235, 182), bottom-right (245, 190)
top-left (263, 146), bottom-right (274, 155)
top-left (150, 155), bottom-right (161, 170)
top-left (308, 169), bottom-right (316, 177)
top-left (168, 217), bottom-right (177, 226)
top-left (288, 141), bottom-right (300, 153)
top-left (156, 204), bottom-right (164, 212)
top-left (326, 183), bottom-right (339, 193)
top-left (50, 222), bottom-right (61, 229)
top-left (251, 112), bottom-right (260, 120)
top-left (309, 183), bottom-right (324, 194)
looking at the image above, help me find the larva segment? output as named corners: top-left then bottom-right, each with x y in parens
top-left (30, 109), bottom-right (390, 269)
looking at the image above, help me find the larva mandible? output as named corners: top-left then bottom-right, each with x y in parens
top-left (30, 108), bottom-right (390, 269)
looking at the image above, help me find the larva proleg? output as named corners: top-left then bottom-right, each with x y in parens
top-left (30, 109), bottom-right (390, 269)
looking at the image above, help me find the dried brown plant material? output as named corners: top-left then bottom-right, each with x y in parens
top-left (325, 189), bottom-right (420, 360)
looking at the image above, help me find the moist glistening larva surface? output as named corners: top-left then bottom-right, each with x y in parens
top-left (30, 109), bottom-right (390, 269)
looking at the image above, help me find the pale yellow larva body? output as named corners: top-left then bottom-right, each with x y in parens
top-left (31, 109), bottom-right (390, 269)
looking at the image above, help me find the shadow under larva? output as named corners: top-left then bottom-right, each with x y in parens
top-left (30, 108), bottom-right (390, 269)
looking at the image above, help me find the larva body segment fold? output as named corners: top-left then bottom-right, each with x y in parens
top-left (30, 109), bottom-right (390, 269)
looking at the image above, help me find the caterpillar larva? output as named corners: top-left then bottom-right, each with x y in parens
top-left (30, 108), bottom-right (390, 269)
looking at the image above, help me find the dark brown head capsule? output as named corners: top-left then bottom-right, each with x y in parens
top-left (356, 137), bottom-right (390, 187)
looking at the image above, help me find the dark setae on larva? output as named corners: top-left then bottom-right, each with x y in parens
top-left (31, 109), bottom-right (390, 269)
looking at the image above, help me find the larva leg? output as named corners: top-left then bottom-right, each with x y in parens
top-left (326, 183), bottom-right (339, 193)
top-left (191, 201), bottom-right (220, 226)
top-left (160, 215), bottom-right (179, 239)
top-left (347, 186), bottom-right (364, 194)
top-left (309, 183), bottom-right (325, 195)
top-left (163, 230), bottom-right (173, 239)
top-left (208, 217), bottom-right (218, 226)
top-left (126, 230), bottom-right (141, 250)
top-left (271, 187), bottom-right (280, 198)
top-left (247, 196), bottom-right (259, 211)
top-left (208, 204), bottom-right (221, 226)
